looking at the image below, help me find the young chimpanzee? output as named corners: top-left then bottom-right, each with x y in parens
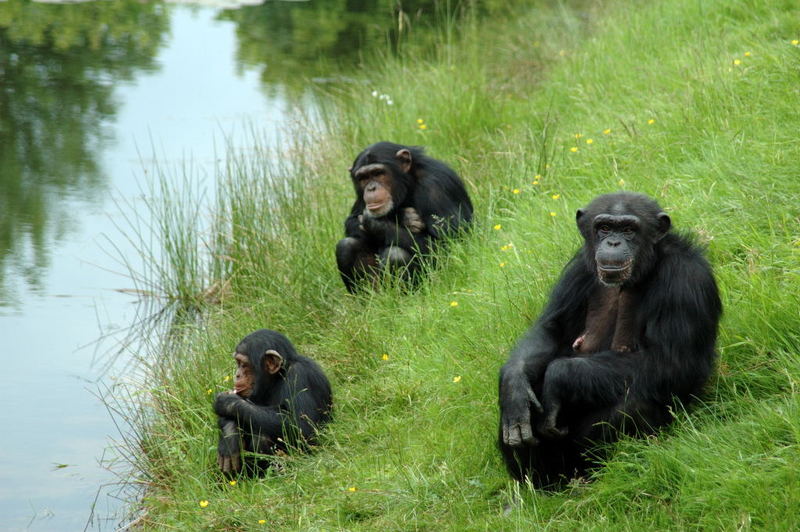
top-left (335, 141), bottom-right (473, 292)
top-left (498, 192), bottom-right (722, 488)
top-left (213, 329), bottom-right (332, 476)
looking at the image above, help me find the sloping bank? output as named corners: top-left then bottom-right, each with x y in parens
top-left (126, 0), bottom-right (800, 529)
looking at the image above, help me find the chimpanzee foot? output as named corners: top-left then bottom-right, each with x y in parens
top-left (538, 413), bottom-right (569, 439)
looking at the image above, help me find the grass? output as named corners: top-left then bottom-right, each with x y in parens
top-left (118, 0), bottom-right (800, 529)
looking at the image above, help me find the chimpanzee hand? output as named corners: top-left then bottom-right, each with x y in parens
top-left (213, 391), bottom-right (244, 418)
top-left (401, 207), bottom-right (425, 234)
top-left (217, 418), bottom-right (242, 475)
top-left (500, 374), bottom-right (543, 447)
top-left (359, 209), bottom-right (390, 238)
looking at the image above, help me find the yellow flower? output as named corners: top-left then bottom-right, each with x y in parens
top-left (618, 179), bottom-right (625, 186)
top-left (549, 212), bottom-right (557, 217)
top-left (512, 188), bottom-right (521, 194)
top-left (206, 389), bottom-right (213, 395)
top-left (647, 119), bottom-right (655, 125)
top-left (348, 487), bottom-right (357, 492)
top-left (586, 138), bottom-right (594, 144)
top-left (229, 480), bottom-right (237, 486)
top-left (603, 128), bottom-right (612, 134)
top-left (417, 118), bottom-right (424, 124)
top-left (574, 133), bottom-right (583, 139)
top-left (493, 224), bottom-right (502, 230)
top-left (532, 181), bottom-right (540, 186)
top-left (453, 375), bottom-right (462, 383)
top-left (499, 262), bottom-right (506, 268)
top-left (570, 147), bottom-right (578, 153)
top-left (793, 39), bottom-right (800, 46)
top-left (258, 520), bottom-right (267, 525)
top-left (733, 59), bottom-right (741, 66)
top-left (419, 124), bottom-right (428, 130)
top-left (744, 51), bottom-right (752, 57)
top-left (500, 243), bottom-right (514, 251)
top-left (450, 301), bottom-right (459, 307)
top-left (381, 353), bottom-right (389, 361)
top-left (552, 194), bottom-right (561, 200)
top-left (223, 376), bottom-right (230, 382)
top-left (199, 500), bottom-right (209, 508)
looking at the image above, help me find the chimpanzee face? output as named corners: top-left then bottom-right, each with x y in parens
top-left (233, 352), bottom-right (254, 397)
top-left (232, 346), bottom-right (284, 400)
top-left (577, 193), bottom-right (671, 286)
top-left (354, 164), bottom-right (395, 217)
top-left (591, 214), bottom-right (640, 285)
top-left (350, 145), bottom-right (414, 218)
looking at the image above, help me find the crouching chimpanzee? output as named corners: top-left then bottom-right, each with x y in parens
top-left (214, 329), bottom-right (332, 476)
top-left (498, 192), bottom-right (721, 488)
top-left (335, 141), bottom-right (473, 292)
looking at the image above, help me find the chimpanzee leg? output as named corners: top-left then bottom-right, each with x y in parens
top-left (378, 245), bottom-right (416, 281)
top-left (336, 237), bottom-right (378, 293)
top-left (538, 355), bottom-right (630, 437)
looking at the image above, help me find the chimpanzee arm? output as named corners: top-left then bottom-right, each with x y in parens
top-left (499, 257), bottom-right (594, 447)
top-left (344, 199), bottom-right (367, 239)
top-left (214, 393), bottom-right (284, 440)
top-left (636, 244), bottom-right (721, 400)
top-left (361, 213), bottom-right (431, 255)
top-left (413, 166), bottom-right (473, 239)
top-left (217, 417), bottom-right (242, 474)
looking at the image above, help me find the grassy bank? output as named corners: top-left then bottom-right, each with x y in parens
top-left (125, 0), bottom-right (800, 529)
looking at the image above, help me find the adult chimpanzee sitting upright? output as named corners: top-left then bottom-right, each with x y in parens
top-left (498, 192), bottom-right (721, 488)
top-left (335, 141), bottom-right (473, 292)
top-left (214, 329), bottom-right (332, 476)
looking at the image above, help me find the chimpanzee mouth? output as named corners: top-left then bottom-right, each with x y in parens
top-left (366, 201), bottom-right (391, 216)
top-left (597, 259), bottom-right (633, 284)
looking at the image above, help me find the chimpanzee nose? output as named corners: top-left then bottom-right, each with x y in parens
top-left (366, 182), bottom-right (377, 191)
top-left (607, 239), bottom-right (621, 247)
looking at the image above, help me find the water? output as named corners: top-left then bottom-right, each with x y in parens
top-left (0, 0), bottom-right (403, 528)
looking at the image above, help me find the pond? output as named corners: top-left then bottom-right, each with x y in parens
top-left (0, 0), bottom-right (432, 529)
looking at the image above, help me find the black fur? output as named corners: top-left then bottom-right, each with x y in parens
top-left (335, 141), bottom-right (473, 292)
top-left (213, 329), bottom-right (332, 475)
top-left (498, 193), bottom-right (721, 488)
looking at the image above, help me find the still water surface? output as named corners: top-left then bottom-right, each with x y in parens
top-left (0, 0), bottom-right (404, 528)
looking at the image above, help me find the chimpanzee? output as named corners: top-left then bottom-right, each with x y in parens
top-left (335, 141), bottom-right (473, 292)
top-left (213, 329), bottom-right (332, 476)
top-left (498, 192), bottom-right (721, 488)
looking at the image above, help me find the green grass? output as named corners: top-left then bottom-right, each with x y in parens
top-left (121, 0), bottom-right (800, 529)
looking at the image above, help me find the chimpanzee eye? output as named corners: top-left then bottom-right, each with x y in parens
top-left (598, 224), bottom-right (611, 233)
top-left (622, 227), bottom-right (634, 235)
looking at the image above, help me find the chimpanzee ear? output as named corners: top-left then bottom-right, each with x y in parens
top-left (575, 208), bottom-right (589, 236)
top-left (395, 149), bottom-right (412, 174)
top-left (655, 212), bottom-right (671, 241)
top-left (263, 349), bottom-right (284, 375)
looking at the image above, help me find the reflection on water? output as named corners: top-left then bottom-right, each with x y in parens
top-left (0, 1), bottom-right (168, 304)
top-left (0, 0), bottom-right (423, 529)
top-left (221, 0), bottom-right (398, 86)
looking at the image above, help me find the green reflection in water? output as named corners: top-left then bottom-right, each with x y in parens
top-left (218, 0), bottom-right (444, 91)
top-left (0, 0), bottom-right (168, 304)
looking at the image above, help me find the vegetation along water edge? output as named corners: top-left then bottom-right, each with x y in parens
top-left (118, 0), bottom-right (800, 529)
